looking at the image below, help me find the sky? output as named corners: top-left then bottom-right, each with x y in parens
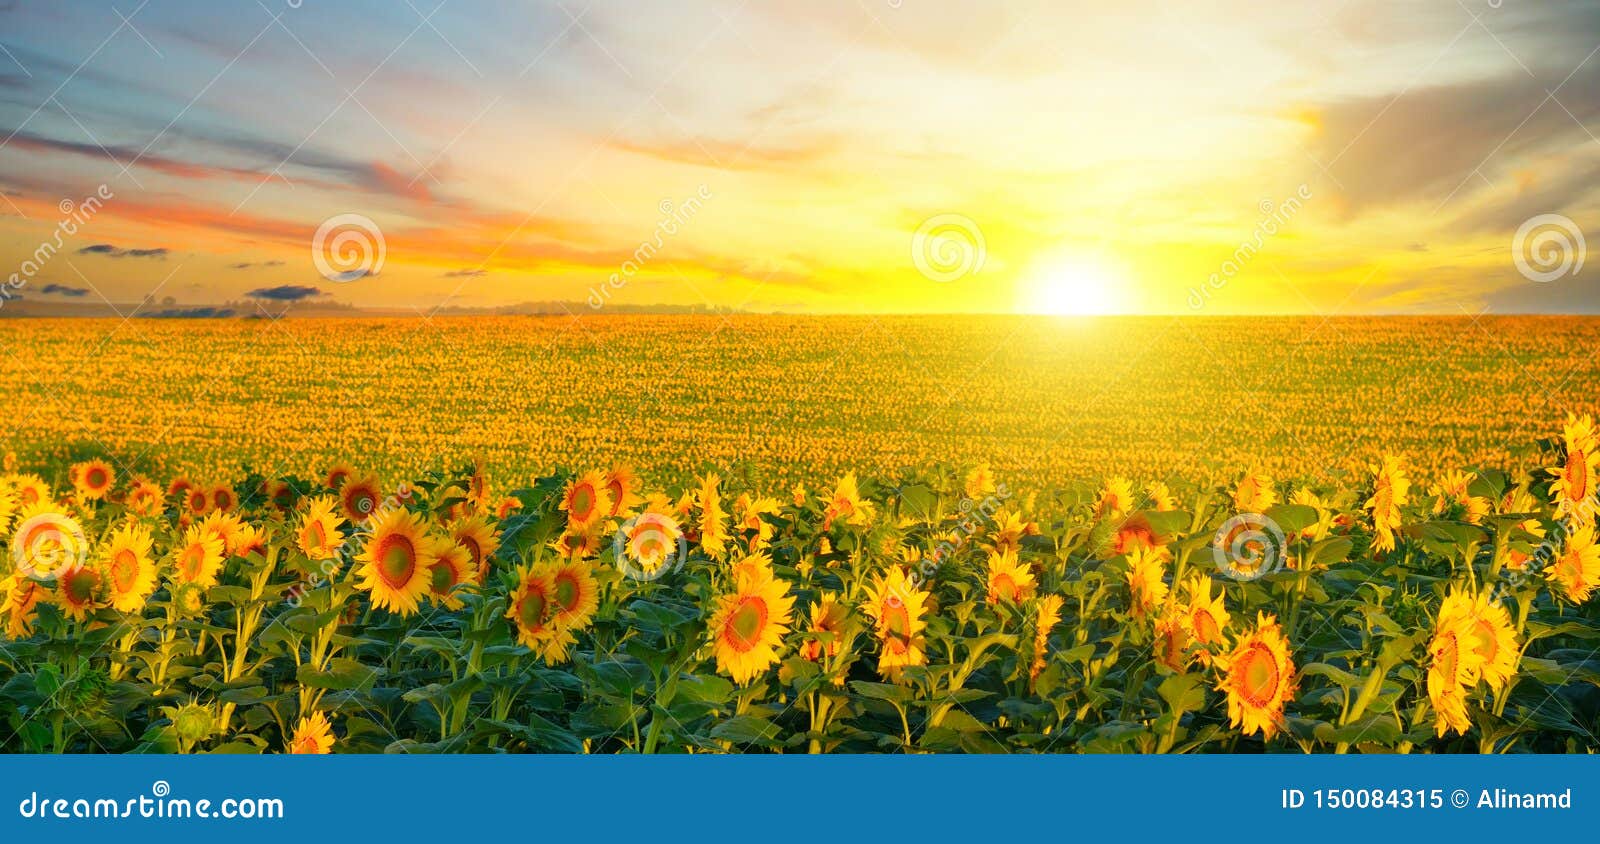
top-left (0, 0), bottom-right (1598, 315)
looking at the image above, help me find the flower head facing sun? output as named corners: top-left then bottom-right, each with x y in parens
top-left (1548, 522), bottom-right (1600, 605)
top-left (707, 566), bottom-right (794, 685)
top-left (560, 471), bottom-right (613, 534)
top-left (172, 524), bottom-right (225, 589)
top-left (70, 459), bottom-right (115, 501)
top-left (287, 711), bottom-right (335, 754)
top-left (985, 549), bottom-right (1036, 605)
top-left (105, 521), bottom-right (158, 613)
top-left (1365, 455), bottom-right (1410, 554)
top-left (10, 504), bottom-right (88, 580)
top-left (354, 508), bottom-right (436, 616)
top-left (297, 496), bottom-right (347, 562)
top-left (862, 566), bottom-right (930, 679)
top-left (339, 474), bottom-right (383, 524)
top-left (505, 564), bottom-right (576, 663)
top-left (1124, 546), bottom-right (1169, 618)
top-left (1216, 612), bottom-right (1296, 740)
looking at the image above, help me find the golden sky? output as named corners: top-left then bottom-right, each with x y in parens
top-left (1, 1), bottom-right (1597, 314)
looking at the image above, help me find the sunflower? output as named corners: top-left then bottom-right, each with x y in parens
top-left (466, 462), bottom-right (491, 512)
top-left (172, 524), bottom-right (225, 589)
top-left (989, 511), bottom-right (1029, 555)
top-left (550, 527), bottom-right (602, 560)
top-left (297, 496), bottom-right (347, 561)
top-left (821, 472), bottom-right (873, 530)
top-left (287, 711), bottom-right (335, 754)
top-left (1094, 477), bottom-right (1134, 518)
top-left (171, 581), bottom-right (206, 617)
top-left (800, 592), bottom-right (851, 662)
top-left (183, 485), bottom-right (211, 517)
top-left (10, 475), bottom-right (51, 511)
top-left (1232, 470), bottom-right (1276, 513)
top-left (733, 493), bottom-right (780, 547)
top-left (55, 560), bottom-right (102, 621)
top-left (1110, 511), bottom-right (1164, 557)
top-left (1547, 522), bottom-right (1600, 604)
top-left (707, 567), bottom-right (794, 684)
top-left (1430, 469), bottom-right (1490, 525)
top-left (71, 459), bottom-right (116, 500)
top-left (1124, 546), bottom-right (1168, 618)
top-left (555, 470), bottom-right (611, 534)
top-left (1428, 591), bottom-right (1483, 737)
top-left (696, 473), bottom-right (729, 555)
top-left (1184, 574), bottom-right (1231, 664)
top-left (448, 514), bottom-right (500, 584)
top-left (0, 481), bottom-right (14, 536)
top-left (260, 478), bottom-right (295, 512)
top-left (505, 565), bottom-right (575, 662)
top-left (104, 522), bottom-right (158, 613)
top-left (1549, 414), bottom-right (1599, 523)
top-left (10, 504), bottom-right (87, 579)
top-left (862, 566), bottom-right (930, 678)
top-left (624, 510), bottom-right (683, 575)
top-left (199, 510), bottom-right (246, 556)
top-left (1, 571), bottom-right (47, 637)
top-left (1364, 455), bottom-right (1410, 553)
top-left (1030, 594), bottom-right (1065, 685)
top-left (602, 465), bottom-right (644, 518)
top-left (965, 463), bottom-right (997, 500)
top-left (423, 536), bottom-right (474, 611)
top-left (323, 465), bottom-right (354, 490)
top-left (1462, 592), bottom-right (1519, 691)
top-left (1144, 481), bottom-right (1177, 512)
top-left (985, 549), bottom-right (1036, 605)
top-left (339, 474), bottom-right (383, 524)
top-left (231, 524), bottom-right (270, 559)
top-left (1217, 612), bottom-right (1296, 740)
top-left (1153, 602), bottom-right (1192, 672)
top-left (166, 476), bottom-right (197, 502)
top-left (728, 551), bottom-right (774, 585)
top-left (354, 508), bottom-right (435, 616)
top-left (125, 479), bottom-right (165, 517)
top-left (550, 559), bottom-right (600, 631)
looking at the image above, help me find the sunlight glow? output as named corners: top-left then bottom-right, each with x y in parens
top-left (1023, 257), bottom-right (1126, 316)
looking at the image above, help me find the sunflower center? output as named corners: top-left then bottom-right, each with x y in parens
top-left (572, 485), bottom-right (595, 519)
top-left (992, 573), bottom-right (1017, 601)
top-left (724, 596), bottom-right (768, 652)
top-left (110, 548), bottom-right (140, 592)
top-left (1567, 451), bottom-right (1590, 499)
top-left (63, 568), bottom-right (96, 604)
top-left (376, 535), bottom-right (417, 587)
top-left (304, 520), bottom-right (328, 549)
top-left (181, 544), bottom-right (207, 580)
top-left (554, 574), bottom-right (579, 611)
top-left (1470, 619), bottom-right (1498, 662)
top-left (1435, 631), bottom-right (1459, 679)
top-left (430, 562), bottom-right (456, 593)
top-left (1237, 643), bottom-right (1279, 706)
top-left (518, 589), bottom-right (547, 631)
top-left (86, 467), bottom-right (108, 488)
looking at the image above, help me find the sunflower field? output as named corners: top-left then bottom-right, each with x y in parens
top-left (1, 413), bottom-right (1599, 755)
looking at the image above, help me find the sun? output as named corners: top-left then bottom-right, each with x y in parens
top-left (1023, 256), bottom-right (1125, 315)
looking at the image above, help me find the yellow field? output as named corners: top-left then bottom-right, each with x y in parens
top-left (2, 315), bottom-right (1595, 487)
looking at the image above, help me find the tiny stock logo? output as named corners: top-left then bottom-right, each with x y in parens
top-left (1211, 513), bottom-right (1286, 581)
top-left (11, 511), bottom-right (88, 581)
top-left (1512, 213), bottom-right (1584, 283)
top-left (312, 213), bottom-right (386, 283)
top-left (912, 213), bottom-right (986, 283)
top-left (611, 513), bottom-right (688, 582)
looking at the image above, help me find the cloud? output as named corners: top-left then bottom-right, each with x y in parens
top-left (228, 260), bottom-right (286, 270)
top-left (39, 283), bottom-right (88, 297)
top-left (76, 244), bottom-right (168, 258)
top-left (246, 284), bottom-right (324, 301)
